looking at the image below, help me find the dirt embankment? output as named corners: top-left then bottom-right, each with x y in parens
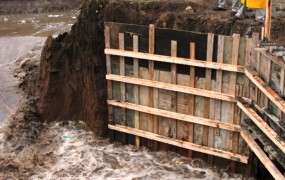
top-left (0, 0), bottom-right (84, 14)
top-left (38, 0), bottom-right (285, 137)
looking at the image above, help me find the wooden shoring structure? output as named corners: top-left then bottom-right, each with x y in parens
top-left (104, 22), bottom-right (285, 178)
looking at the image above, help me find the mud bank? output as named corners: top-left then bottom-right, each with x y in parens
top-left (38, 0), bottom-right (285, 137)
top-left (0, 0), bottom-right (84, 14)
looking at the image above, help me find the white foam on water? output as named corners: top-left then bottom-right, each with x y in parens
top-left (28, 121), bottom-right (245, 180)
top-left (48, 15), bottom-right (64, 18)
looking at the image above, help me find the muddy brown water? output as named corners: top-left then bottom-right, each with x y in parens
top-left (0, 12), bottom-right (249, 179)
top-left (0, 11), bottom-right (78, 37)
top-left (0, 12), bottom-right (78, 122)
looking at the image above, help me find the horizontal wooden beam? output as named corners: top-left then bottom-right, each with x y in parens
top-left (106, 74), bottom-right (236, 102)
top-left (240, 129), bottom-right (284, 179)
top-left (109, 124), bottom-right (248, 163)
top-left (255, 48), bottom-right (285, 69)
top-left (108, 100), bottom-right (241, 132)
top-left (244, 66), bottom-right (285, 114)
top-left (105, 48), bottom-right (245, 73)
top-left (237, 97), bottom-right (285, 154)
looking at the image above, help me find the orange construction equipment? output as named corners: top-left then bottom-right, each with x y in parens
top-left (241, 0), bottom-right (266, 8)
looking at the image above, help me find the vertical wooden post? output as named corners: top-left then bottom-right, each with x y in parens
top-left (133, 35), bottom-right (140, 147)
top-left (261, 27), bottom-right (265, 41)
top-left (280, 68), bottom-right (285, 131)
top-left (244, 38), bottom-right (252, 98)
top-left (230, 33), bottom-right (240, 173)
top-left (148, 24), bottom-right (156, 149)
top-left (251, 33), bottom-right (260, 71)
top-left (119, 33), bottom-right (126, 144)
top-left (264, 56), bottom-right (272, 107)
top-left (171, 40), bottom-right (177, 140)
top-left (204, 33), bottom-right (214, 163)
top-left (105, 25), bottom-right (114, 141)
top-left (251, 33), bottom-right (260, 103)
top-left (265, 0), bottom-right (272, 41)
top-left (215, 35), bottom-right (224, 138)
top-left (281, 69), bottom-right (285, 95)
top-left (257, 51), bottom-right (261, 75)
top-left (188, 42), bottom-right (195, 159)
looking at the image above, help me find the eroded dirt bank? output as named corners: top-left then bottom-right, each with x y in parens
top-left (38, 0), bottom-right (285, 137)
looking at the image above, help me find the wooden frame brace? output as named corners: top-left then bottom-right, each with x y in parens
top-left (240, 129), bottom-right (284, 179)
top-left (244, 66), bottom-right (285, 114)
top-left (109, 124), bottom-right (248, 163)
top-left (237, 97), bottom-right (285, 153)
top-left (108, 100), bottom-right (241, 132)
top-left (105, 49), bottom-right (244, 73)
top-left (106, 74), bottom-right (236, 102)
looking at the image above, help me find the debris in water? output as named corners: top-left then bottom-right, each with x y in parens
top-left (185, 6), bottom-right (194, 12)
top-left (63, 135), bottom-right (73, 141)
top-left (47, 15), bottom-right (63, 18)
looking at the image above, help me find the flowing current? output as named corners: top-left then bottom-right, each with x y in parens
top-left (0, 121), bottom-right (244, 179)
top-left (0, 13), bottom-right (247, 179)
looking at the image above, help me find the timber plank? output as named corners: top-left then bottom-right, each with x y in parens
top-left (194, 78), bottom-right (205, 146)
top-left (265, 0), bottom-right (272, 40)
top-left (280, 69), bottom-right (285, 95)
top-left (171, 40), bottom-right (178, 140)
top-left (251, 33), bottom-right (259, 70)
top-left (177, 73), bottom-right (190, 156)
top-left (109, 124), bottom-right (248, 164)
top-left (237, 97), bottom-right (285, 153)
top-left (148, 24), bottom-right (155, 149)
top-left (157, 70), bottom-right (173, 151)
top-left (188, 42), bottom-right (195, 158)
top-left (170, 40), bottom-right (178, 152)
top-left (244, 66), bottom-right (285, 114)
top-left (119, 33), bottom-right (127, 144)
top-left (108, 100), bottom-right (241, 132)
top-left (214, 35), bottom-right (224, 144)
top-left (133, 35), bottom-right (140, 147)
top-left (106, 74), bottom-right (236, 102)
top-left (257, 52), bottom-right (270, 108)
top-left (105, 49), bottom-right (244, 73)
top-left (244, 119), bottom-right (285, 168)
top-left (255, 48), bottom-right (285, 70)
top-left (221, 36), bottom-right (233, 152)
top-left (240, 129), bottom-right (284, 180)
top-left (230, 34), bottom-right (240, 172)
top-left (139, 67), bottom-right (149, 147)
top-left (204, 33), bottom-right (214, 163)
top-left (105, 24), bottom-right (114, 141)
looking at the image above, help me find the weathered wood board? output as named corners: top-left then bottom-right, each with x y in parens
top-left (104, 22), bottom-right (265, 172)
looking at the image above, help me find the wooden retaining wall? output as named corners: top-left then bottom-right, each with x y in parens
top-left (104, 22), bottom-right (285, 179)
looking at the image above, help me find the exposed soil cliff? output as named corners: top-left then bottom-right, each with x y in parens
top-left (38, 0), bottom-right (285, 137)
